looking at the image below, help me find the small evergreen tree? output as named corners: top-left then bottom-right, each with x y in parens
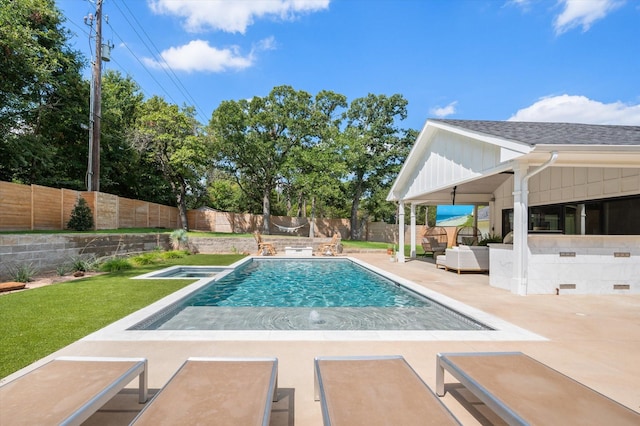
top-left (67, 197), bottom-right (94, 231)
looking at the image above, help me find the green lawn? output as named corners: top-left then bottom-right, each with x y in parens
top-left (0, 254), bottom-right (245, 379)
top-left (341, 240), bottom-right (427, 256)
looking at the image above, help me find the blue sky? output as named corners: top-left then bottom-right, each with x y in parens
top-left (56, 0), bottom-right (640, 130)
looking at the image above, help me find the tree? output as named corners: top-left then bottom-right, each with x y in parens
top-left (282, 90), bottom-right (348, 235)
top-left (132, 96), bottom-right (211, 230)
top-left (206, 169), bottom-right (256, 212)
top-left (67, 197), bottom-right (94, 231)
top-left (210, 86), bottom-right (330, 234)
top-left (0, 0), bottom-right (86, 184)
top-left (99, 71), bottom-right (142, 194)
top-left (341, 94), bottom-right (412, 239)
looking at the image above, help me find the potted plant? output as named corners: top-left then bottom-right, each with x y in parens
top-left (478, 234), bottom-right (503, 246)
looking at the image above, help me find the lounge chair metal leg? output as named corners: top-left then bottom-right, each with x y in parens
top-left (314, 362), bottom-right (320, 401)
top-left (436, 355), bottom-right (445, 396)
top-left (139, 359), bottom-right (148, 403)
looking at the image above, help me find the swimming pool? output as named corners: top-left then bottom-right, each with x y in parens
top-left (135, 265), bottom-right (228, 278)
top-left (130, 258), bottom-right (492, 331)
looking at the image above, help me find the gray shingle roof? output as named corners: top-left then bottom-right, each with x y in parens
top-left (430, 119), bottom-right (640, 146)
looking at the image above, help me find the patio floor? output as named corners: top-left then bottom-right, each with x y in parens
top-left (5, 253), bottom-right (640, 425)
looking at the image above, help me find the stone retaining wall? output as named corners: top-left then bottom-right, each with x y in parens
top-left (0, 234), bottom-right (383, 280)
top-left (0, 234), bottom-right (171, 280)
top-left (189, 236), bottom-right (333, 255)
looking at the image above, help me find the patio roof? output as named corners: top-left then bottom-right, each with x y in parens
top-left (388, 119), bottom-right (640, 204)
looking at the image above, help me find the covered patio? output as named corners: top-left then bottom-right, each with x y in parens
top-left (388, 119), bottom-right (640, 295)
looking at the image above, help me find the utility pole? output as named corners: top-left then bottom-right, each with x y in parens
top-left (86, 0), bottom-right (103, 192)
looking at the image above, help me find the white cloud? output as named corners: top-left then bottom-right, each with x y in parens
top-left (149, 0), bottom-right (330, 33)
top-left (430, 101), bottom-right (458, 118)
top-left (508, 94), bottom-right (640, 125)
top-left (144, 39), bottom-right (256, 72)
top-left (255, 36), bottom-right (277, 51)
top-left (506, 0), bottom-right (532, 10)
top-left (554, 0), bottom-right (624, 34)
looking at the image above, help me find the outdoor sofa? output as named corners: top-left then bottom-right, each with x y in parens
top-left (436, 245), bottom-right (489, 273)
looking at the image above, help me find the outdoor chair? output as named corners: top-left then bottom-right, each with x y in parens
top-left (421, 226), bottom-right (448, 257)
top-left (253, 231), bottom-right (277, 256)
top-left (315, 355), bottom-right (460, 425)
top-left (131, 357), bottom-right (278, 426)
top-left (0, 356), bottom-right (148, 425)
top-left (436, 352), bottom-right (640, 425)
top-left (454, 225), bottom-right (480, 246)
top-left (317, 233), bottom-right (340, 256)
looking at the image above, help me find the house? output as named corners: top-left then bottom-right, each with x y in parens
top-left (387, 119), bottom-right (640, 295)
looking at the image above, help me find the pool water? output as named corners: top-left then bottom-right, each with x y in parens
top-left (146, 266), bottom-right (227, 278)
top-left (187, 259), bottom-right (427, 307)
top-left (130, 258), bottom-right (491, 331)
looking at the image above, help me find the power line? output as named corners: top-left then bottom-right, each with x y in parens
top-left (109, 0), bottom-right (209, 123)
top-left (102, 20), bottom-right (183, 107)
top-left (60, 0), bottom-right (210, 124)
top-left (114, 0), bottom-right (206, 114)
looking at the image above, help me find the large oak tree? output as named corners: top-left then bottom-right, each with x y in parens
top-left (341, 93), bottom-right (413, 239)
top-left (210, 86), bottom-right (345, 234)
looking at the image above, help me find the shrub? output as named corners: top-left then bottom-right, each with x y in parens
top-left (69, 255), bottom-right (98, 272)
top-left (7, 263), bottom-right (39, 283)
top-left (67, 197), bottom-right (94, 231)
top-left (160, 250), bottom-right (189, 259)
top-left (56, 264), bottom-right (71, 276)
top-left (170, 229), bottom-right (189, 251)
top-left (131, 251), bottom-right (163, 265)
top-left (100, 258), bottom-right (132, 272)
top-left (478, 233), bottom-right (504, 246)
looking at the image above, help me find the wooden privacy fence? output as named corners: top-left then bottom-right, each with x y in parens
top-left (0, 181), bottom-right (180, 231)
top-left (187, 208), bottom-right (352, 238)
top-left (0, 181), bottom-right (401, 241)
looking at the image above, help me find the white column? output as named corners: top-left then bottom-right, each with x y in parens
top-left (410, 203), bottom-right (417, 258)
top-left (473, 204), bottom-right (479, 239)
top-left (398, 201), bottom-right (405, 263)
top-left (578, 203), bottom-right (586, 235)
top-left (511, 161), bottom-right (529, 295)
top-left (511, 152), bottom-right (557, 295)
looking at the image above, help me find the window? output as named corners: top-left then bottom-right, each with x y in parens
top-left (502, 195), bottom-right (640, 236)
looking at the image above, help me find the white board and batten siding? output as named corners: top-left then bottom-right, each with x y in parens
top-left (404, 132), bottom-right (505, 200)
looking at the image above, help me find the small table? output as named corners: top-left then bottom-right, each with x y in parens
top-left (285, 246), bottom-right (313, 256)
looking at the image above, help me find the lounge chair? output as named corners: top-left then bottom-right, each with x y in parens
top-left (315, 355), bottom-right (460, 425)
top-left (436, 352), bottom-right (640, 425)
top-left (0, 356), bottom-right (147, 426)
top-left (130, 357), bottom-right (278, 425)
top-left (253, 231), bottom-right (277, 256)
top-left (317, 233), bottom-right (340, 256)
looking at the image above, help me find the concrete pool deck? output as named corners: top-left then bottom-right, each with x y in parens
top-left (3, 252), bottom-right (640, 425)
